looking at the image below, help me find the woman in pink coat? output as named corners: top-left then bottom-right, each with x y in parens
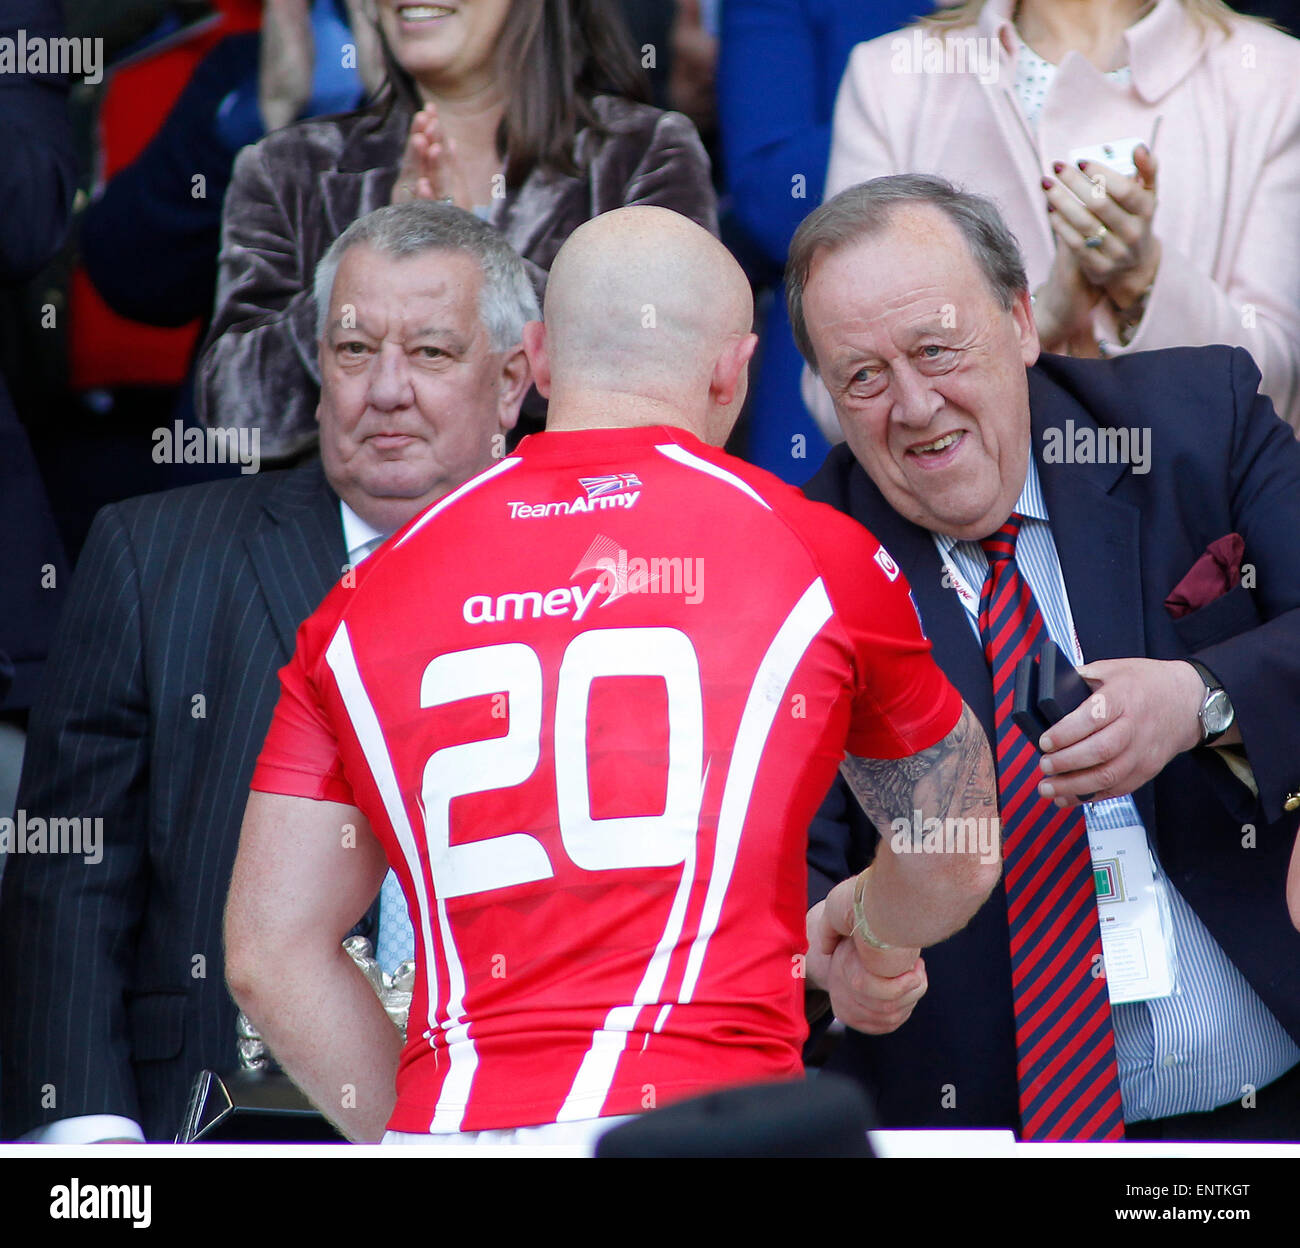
top-left (815, 0), bottom-right (1300, 431)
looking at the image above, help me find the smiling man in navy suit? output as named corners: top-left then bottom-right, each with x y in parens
top-left (792, 174), bottom-right (1300, 1142)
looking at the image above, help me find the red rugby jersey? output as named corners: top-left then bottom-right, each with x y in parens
top-left (251, 425), bottom-right (961, 1133)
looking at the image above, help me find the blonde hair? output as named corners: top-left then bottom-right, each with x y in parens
top-left (920, 0), bottom-right (1263, 36)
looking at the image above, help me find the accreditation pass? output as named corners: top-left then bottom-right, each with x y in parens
top-left (1089, 824), bottom-right (1175, 1004)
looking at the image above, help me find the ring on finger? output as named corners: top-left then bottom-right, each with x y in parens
top-left (1084, 225), bottom-right (1109, 249)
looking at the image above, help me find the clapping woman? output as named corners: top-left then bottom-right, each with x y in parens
top-left (200, 0), bottom-right (719, 457)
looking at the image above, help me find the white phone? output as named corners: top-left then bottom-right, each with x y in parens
top-left (1066, 137), bottom-right (1144, 177)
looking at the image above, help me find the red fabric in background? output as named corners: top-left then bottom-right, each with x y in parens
top-left (70, 0), bottom-right (261, 390)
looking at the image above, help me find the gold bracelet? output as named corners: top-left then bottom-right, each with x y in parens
top-left (852, 869), bottom-right (896, 951)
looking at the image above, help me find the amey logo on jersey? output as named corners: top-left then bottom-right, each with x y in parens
top-left (463, 581), bottom-right (604, 625)
top-left (506, 473), bottom-right (642, 519)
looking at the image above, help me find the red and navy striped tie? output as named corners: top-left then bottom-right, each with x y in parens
top-left (978, 515), bottom-right (1125, 1141)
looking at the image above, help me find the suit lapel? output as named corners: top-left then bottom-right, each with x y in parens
top-left (1029, 366), bottom-right (1145, 667)
top-left (245, 463), bottom-right (347, 659)
top-left (1028, 364), bottom-right (1156, 832)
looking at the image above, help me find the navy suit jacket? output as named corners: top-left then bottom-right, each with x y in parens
top-left (804, 347), bottom-right (1300, 1129)
top-left (0, 463), bottom-right (347, 1140)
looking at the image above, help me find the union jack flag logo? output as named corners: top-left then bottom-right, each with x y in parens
top-left (579, 473), bottom-right (641, 499)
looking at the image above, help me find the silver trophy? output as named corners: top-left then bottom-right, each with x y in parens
top-left (236, 935), bottom-right (415, 1069)
top-left (179, 938), bottom-right (415, 1140)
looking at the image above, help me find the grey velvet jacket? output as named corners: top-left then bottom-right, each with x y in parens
top-left (196, 96), bottom-right (719, 458)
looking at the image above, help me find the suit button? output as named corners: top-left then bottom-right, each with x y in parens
top-left (1286, 794), bottom-right (1300, 813)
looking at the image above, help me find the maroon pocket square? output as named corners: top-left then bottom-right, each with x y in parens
top-left (1165, 533), bottom-right (1246, 619)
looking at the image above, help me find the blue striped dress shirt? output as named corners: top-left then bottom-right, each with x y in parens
top-left (930, 455), bottom-right (1299, 1122)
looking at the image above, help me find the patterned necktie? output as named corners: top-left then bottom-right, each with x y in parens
top-left (978, 515), bottom-right (1124, 1141)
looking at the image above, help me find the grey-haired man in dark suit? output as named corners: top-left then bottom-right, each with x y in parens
top-left (0, 201), bottom-right (535, 1142)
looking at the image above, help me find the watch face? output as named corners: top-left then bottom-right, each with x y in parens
top-left (1203, 688), bottom-right (1233, 735)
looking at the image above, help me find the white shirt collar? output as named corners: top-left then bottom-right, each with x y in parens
top-left (976, 0), bottom-right (1212, 103)
top-left (340, 501), bottom-right (389, 565)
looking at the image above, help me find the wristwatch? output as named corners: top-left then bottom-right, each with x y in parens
top-left (1186, 660), bottom-right (1234, 746)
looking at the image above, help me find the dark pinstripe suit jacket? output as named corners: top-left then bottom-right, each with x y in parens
top-left (0, 462), bottom-right (346, 1140)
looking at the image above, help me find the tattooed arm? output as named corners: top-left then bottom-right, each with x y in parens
top-left (841, 701), bottom-right (1000, 948)
top-left (805, 702), bottom-right (1001, 1032)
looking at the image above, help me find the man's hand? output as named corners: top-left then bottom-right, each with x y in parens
top-left (258, 0), bottom-right (315, 133)
top-left (806, 880), bottom-right (926, 1035)
top-left (1036, 657), bottom-right (1206, 807)
top-left (668, 0), bottom-right (718, 131)
top-left (341, 0), bottom-right (386, 97)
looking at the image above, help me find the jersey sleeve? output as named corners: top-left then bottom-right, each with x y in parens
top-left (814, 508), bottom-right (963, 759)
top-left (250, 614), bottom-right (355, 806)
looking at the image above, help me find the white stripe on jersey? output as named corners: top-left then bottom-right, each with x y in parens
top-left (676, 578), bottom-right (833, 1004)
top-left (555, 630), bottom-right (705, 1121)
top-left (654, 442), bottom-right (773, 511)
top-left (554, 835), bottom-right (699, 1122)
top-left (557, 579), bottom-right (833, 1118)
top-left (325, 622), bottom-right (479, 1131)
top-left (395, 456), bottom-right (521, 549)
